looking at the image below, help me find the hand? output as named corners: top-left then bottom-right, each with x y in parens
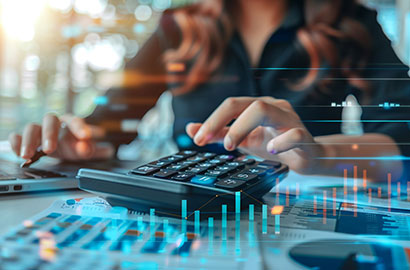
top-left (186, 97), bottom-right (327, 175)
top-left (8, 113), bottom-right (114, 162)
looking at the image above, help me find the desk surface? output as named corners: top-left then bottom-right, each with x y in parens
top-left (0, 189), bottom-right (94, 235)
top-left (1, 163), bottom-right (408, 270)
top-left (0, 170), bottom-right (351, 236)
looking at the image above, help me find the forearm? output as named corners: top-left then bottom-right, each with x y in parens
top-left (315, 133), bottom-right (403, 181)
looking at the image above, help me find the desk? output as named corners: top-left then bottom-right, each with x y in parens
top-left (0, 171), bottom-right (348, 235)
top-left (1, 165), bottom-right (408, 269)
top-left (0, 189), bottom-right (94, 235)
top-left (0, 145), bottom-right (144, 236)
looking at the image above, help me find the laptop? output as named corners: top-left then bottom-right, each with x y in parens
top-left (0, 152), bottom-right (139, 194)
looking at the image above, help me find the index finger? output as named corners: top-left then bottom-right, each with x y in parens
top-left (42, 114), bottom-right (61, 154)
top-left (194, 97), bottom-right (266, 146)
top-left (224, 100), bottom-right (296, 150)
top-left (194, 97), bottom-right (279, 146)
top-left (60, 115), bottom-right (105, 140)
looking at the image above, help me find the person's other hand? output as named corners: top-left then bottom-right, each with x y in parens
top-left (8, 114), bottom-right (114, 162)
top-left (186, 97), bottom-right (327, 174)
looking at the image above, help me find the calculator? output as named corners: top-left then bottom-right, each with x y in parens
top-left (77, 151), bottom-right (288, 215)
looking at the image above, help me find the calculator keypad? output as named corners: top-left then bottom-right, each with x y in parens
top-left (131, 166), bottom-right (159, 175)
top-left (215, 179), bottom-right (246, 190)
top-left (190, 175), bottom-right (217, 186)
top-left (130, 151), bottom-right (281, 191)
top-left (153, 170), bottom-right (177, 179)
top-left (171, 173), bottom-right (194, 182)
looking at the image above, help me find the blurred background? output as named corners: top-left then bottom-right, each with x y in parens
top-left (0, 0), bottom-right (409, 141)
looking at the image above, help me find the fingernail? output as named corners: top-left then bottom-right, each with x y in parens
top-left (43, 140), bottom-right (52, 152)
top-left (224, 135), bottom-right (233, 150)
top-left (20, 146), bottom-right (26, 157)
top-left (21, 146), bottom-right (31, 158)
top-left (76, 141), bottom-right (92, 158)
top-left (267, 143), bottom-right (277, 154)
top-left (194, 128), bottom-right (205, 145)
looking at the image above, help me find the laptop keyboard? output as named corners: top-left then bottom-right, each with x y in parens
top-left (0, 161), bottom-right (65, 181)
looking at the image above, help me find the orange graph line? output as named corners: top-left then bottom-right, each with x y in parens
top-left (240, 190), bottom-right (264, 206)
top-left (186, 193), bottom-right (230, 219)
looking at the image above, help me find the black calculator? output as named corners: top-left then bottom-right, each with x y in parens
top-left (77, 151), bottom-right (288, 215)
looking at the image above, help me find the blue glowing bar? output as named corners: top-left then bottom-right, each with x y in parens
top-left (222, 205), bottom-right (227, 228)
top-left (221, 239), bottom-right (227, 255)
top-left (208, 217), bottom-right (213, 228)
top-left (235, 215), bottom-right (241, 256)
top-left (249, 204), bottom-right (254, 221)
top-left (208, 217), bottom-right (214, 255)
top-left (249, 220), bottom-right (255, 247)
top-left (222, 204), bottom-right (227, 241)
top-left (137, 216), bottom-right (143, 230)
top-left (164, 219), bottom-right (169, 238)
top-left (384, 102), bottom-right (389, 107)
top-left (181, 200), bottom-right (187, 219)
top-left (150, 209), bottom-right (155, 235)
top-left (235, 192), bottom-right (241, 214)
top-left (137, 217), bottom-right (143, 241)
top-left (262, 205), bottom-right (267, 219)
top-left (194, 210), bottom-right (200, 236)
top-left (182, 200), bottom-right (187, 238)
top-left (262, 204), bottom-right (267, 234)
top-left (275, 215), bottom-right (280, 235)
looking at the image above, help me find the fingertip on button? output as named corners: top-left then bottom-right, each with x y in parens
top-left (224, 135), bottom-right (234, 151)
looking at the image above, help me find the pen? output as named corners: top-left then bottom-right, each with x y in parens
top-left (20, 123), bottom-right (67, 168)
top-left (20, 148), bottom-right (47, 168)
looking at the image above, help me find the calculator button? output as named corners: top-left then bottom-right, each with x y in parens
top-left (225, 162), bottom-right (245, 169)
top-left (258, 160), bottom-right (281, 168)
top-left (180, 160), bottom-right (198, 166)
top-left (153, 170), bottom-right (177, 179)
top-left (177, 150), bottom-right (197, 157)
top-left (197, 152), bottom-right (217, 159)
top-left (185, 167), bottom-right (208, 174)
top-left (245, 167), bottom-right (267, 176)
top-left (215, 166), bottom-right (236, 173)
top-left (215, 179), bottom-right (245, 190)
top-left (131, 166), bottom-right (159, 175)
top-left (160, 155), bottom-right (185, 162)
top-left (191, 175), bottom-right (217, 186)
top-left (217, 155), bottom-right (235, 161)
top-left (171, 173), bottom-right (194, 182)
top-left (148, 160), bottom-right (173, 168)
top-left (204, 170), bottom-right (228, 178)
top-left (186, 156), bottom-right (206, 163)
top-left (196, 163), bottom-right (216, 170)
top-left (235, 157), bottom-right (256, 165)
top-left (166, 163), bottom-right (190, 171)
top-left (230, 172), bottom-right (258, 182)
top-left (208, 159), bottom-right (224, 165)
